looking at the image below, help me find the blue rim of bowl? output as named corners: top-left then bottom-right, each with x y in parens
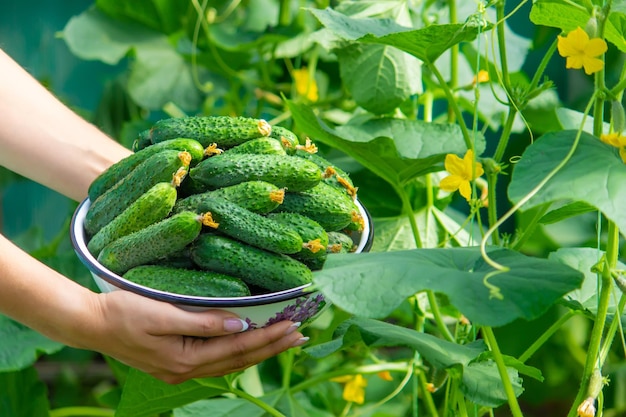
top-left (70, 197), bottom-right (374, 307)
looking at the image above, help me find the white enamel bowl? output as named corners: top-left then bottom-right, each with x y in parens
top-left (70, 198), bottom-right (373, 329)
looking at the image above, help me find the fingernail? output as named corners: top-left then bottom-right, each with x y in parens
top-left (291, 337), bottom-right (309, 347)
top-left (224, 318), bottom-right (249, 333)
top-left (285, 321), bottom-right (301, 336)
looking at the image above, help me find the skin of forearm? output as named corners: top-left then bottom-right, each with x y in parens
top-left (0, 48), bottom-right (131, 201)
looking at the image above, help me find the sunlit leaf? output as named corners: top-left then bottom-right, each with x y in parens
top-left (507, 130), bottom-right (626, 238)
top-left (309, 7), bottom-right (487, 63)
top-left (337, 43), bottom-right (422, 114)
top-left (312, 247), bottom-right (583, 326)
top-left (287, 100), bottom-right (484, 189)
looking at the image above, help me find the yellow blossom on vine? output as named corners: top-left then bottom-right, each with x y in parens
top-left (600, 132), bottom-right (626, 163)
top-left (439, 150), bottom-right (484, 201)
top-left (331, 374), bottom-right (367, 404)
top-left (377, 370), bottom-right (393, 381)
top-left (557, 27), bottom-right (607, 75)
top-left (472, 69), bottom-right (490, 85)
top-left (293, 67), bottom-right (319, 102)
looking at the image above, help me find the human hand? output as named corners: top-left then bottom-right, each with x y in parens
top-left (81, 289), bottom-right (307, 384)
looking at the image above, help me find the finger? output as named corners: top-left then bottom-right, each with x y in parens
top-left (147, 304), bottom-right (250, 337)
top-left (185, 321), bottom-right (307, 377)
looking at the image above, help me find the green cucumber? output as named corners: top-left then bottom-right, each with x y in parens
top-left (195, 196), bottom-right (303, 254)
top-left (189, 153), bottom-right (321, 192)
top-left (190, 234), bottom-right (313, 292)
top-left (123, 265), bottom-right (250, 297)
top-left (97, 211), bottom-right (205, 275)
top-left (327, 231), bottom-right (356, 253)
top-left (294, 149), bottom-right (357, 198)
top-left (267, 212), bottom-right (329, 270)
top-left (132, 129), bottom-right (152, 152)
top-left (174, 180), bottom-right (284, 214)
top-left (88, 138), bottom-right (204, 202)
top-left (278, 181), bottom-right (362, 232)
top-left (269, 125), bottom-right (299, 153)
top-left (87, 181), bottom-right (178, 257)
top-left (225, 137), bottom-right (287, 155)
top-left (149, 116), bottom-right (272, 148)
top-left (85, 149), bottom-right (191, 236)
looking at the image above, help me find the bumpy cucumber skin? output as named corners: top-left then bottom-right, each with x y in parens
top-left (190, 234), bottom-right (313, 292)
top-left (189, 153), bottom-right (321, 192)
top-left (278, 182), bottom-right (357, 232)
top-left (132, 129), bottom-right (153, 152)
top-left (123, 265), bottom-right (250, 297)
top-left (327, 231), bottom-right (355, 253)
top-left (267, 212), bottom-right (328, 269)
top-left (225, 137), bottom-right (287, 156)
top-left (269, 125), bottom-right (299, 153)
top-left (149, 116), bottom-right (271, 148)
top-left (87, 182), bottom-right (177, 257)
top-left (84, 150), bottom-right (190, 236)
top-left (88, 139), bottom-right (204, 202)
top-left (97, 211), bottom-right (203, 275)
top-left (294, 149), bottom-right (355, 191)
top-left (174, 180), bottom-right (283, 214)
top-left (196, 196), bottom-right (303, 254)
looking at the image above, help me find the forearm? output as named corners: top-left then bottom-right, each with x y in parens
top-left (0, 233), bottom-right (99, 348)
top-left (0, 48), bottom-right (131, 201)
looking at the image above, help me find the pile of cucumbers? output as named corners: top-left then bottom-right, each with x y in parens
top-left (84, 115), bottom-right (365, 297)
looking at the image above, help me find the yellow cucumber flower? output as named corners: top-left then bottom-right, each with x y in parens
top-left (439, 150), bottom-right (484, 201)
top-left (293, 67), bottom-right (319, 102)
top-left (600, 132), bottom-right (626, 164)
top-left (557, 27), bottom-right (607, 75)
top-left (332, 374), bottom-right (367, 404)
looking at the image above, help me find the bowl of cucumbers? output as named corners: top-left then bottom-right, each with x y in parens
top-left (70, 115), bottom-right (374, 329)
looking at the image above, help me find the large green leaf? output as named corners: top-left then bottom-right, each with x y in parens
top-left (337, 43), bottom-right (422, 115)
top-left (306, 317), bottom-right (521, 407)
top-left (312, 247), bottom-right (583, 327)
top-left (287, 100), bottom-right (484, 188)
top-left (116, 370), bottom-right (231, 417)
top-left (507, 130), bottom-right (626, 237)
top-left (0, 367), bottom-right (50, 417)
top-left (0, 316), bottom-right (64, 372)
top-left (62, 7), bottom-right (200, 111)
top-left (175, 392), bottom-right (284, 417)
top-left (96, 0), bottom-right (189, 34)
top-left (309, 7), bottom-right (486, 63)
top-left (530, 1), bottom-right (626, 52)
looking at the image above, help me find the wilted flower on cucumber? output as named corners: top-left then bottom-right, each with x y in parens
top-left (439, 150), bottom-right (485, 202)
top-left (557, 26), bottom-right (607, 75)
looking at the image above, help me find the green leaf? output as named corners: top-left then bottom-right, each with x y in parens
top-left (287, 100), bottom-right (483, 188)
top-left (312, 247), bottom-right (583, 327)
top-left (549, 248), bottom-right (626, 314)
top-left (175, 391), bottom-right (284, 417)
top-left (96, 0), bottom-right (189, 34)
top-left (116, 369), bottom-right (230, 417)
top-left (0, 316), bottom-right (64, 372)
top-left (127, 37), bottom-right (202, 111)
top-left (461, 360), bottom-right (523, 407)
top-left (62, 6), bottom-right (160, 65)
top-left (337, 43), bottom-right (422, 115)
top-left (309, 7), bottom-right (486, 63)
top-left (507, 130), bottom-right (626, 238)
top-left (0, 367), bottom-right (50, 417)
top-left (539, 201), bottom-right (597, 225)
top-left (530, 1), bottom-right (626, 52)
top-left (307, 317), bottom-right (486, 368)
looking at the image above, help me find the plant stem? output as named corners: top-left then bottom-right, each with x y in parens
top-left (231, 387), bottom-right (288, 417)
top-left (481, 326), bottom-right (524, 417)
top-left (418, 368), bottom-right (441, 417)
top-left (448, 0), bottom-right (459, 123)
top-left (518, 309), bottom-right (578, 363)
top-left (511, 202), bottom-right (551, 251)
top-left (399, 186), bottom-right (422, 248)
top-left (567, 221), bottom-right (619, 417)
top-left (49, 407), bottom-right (114, 417)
